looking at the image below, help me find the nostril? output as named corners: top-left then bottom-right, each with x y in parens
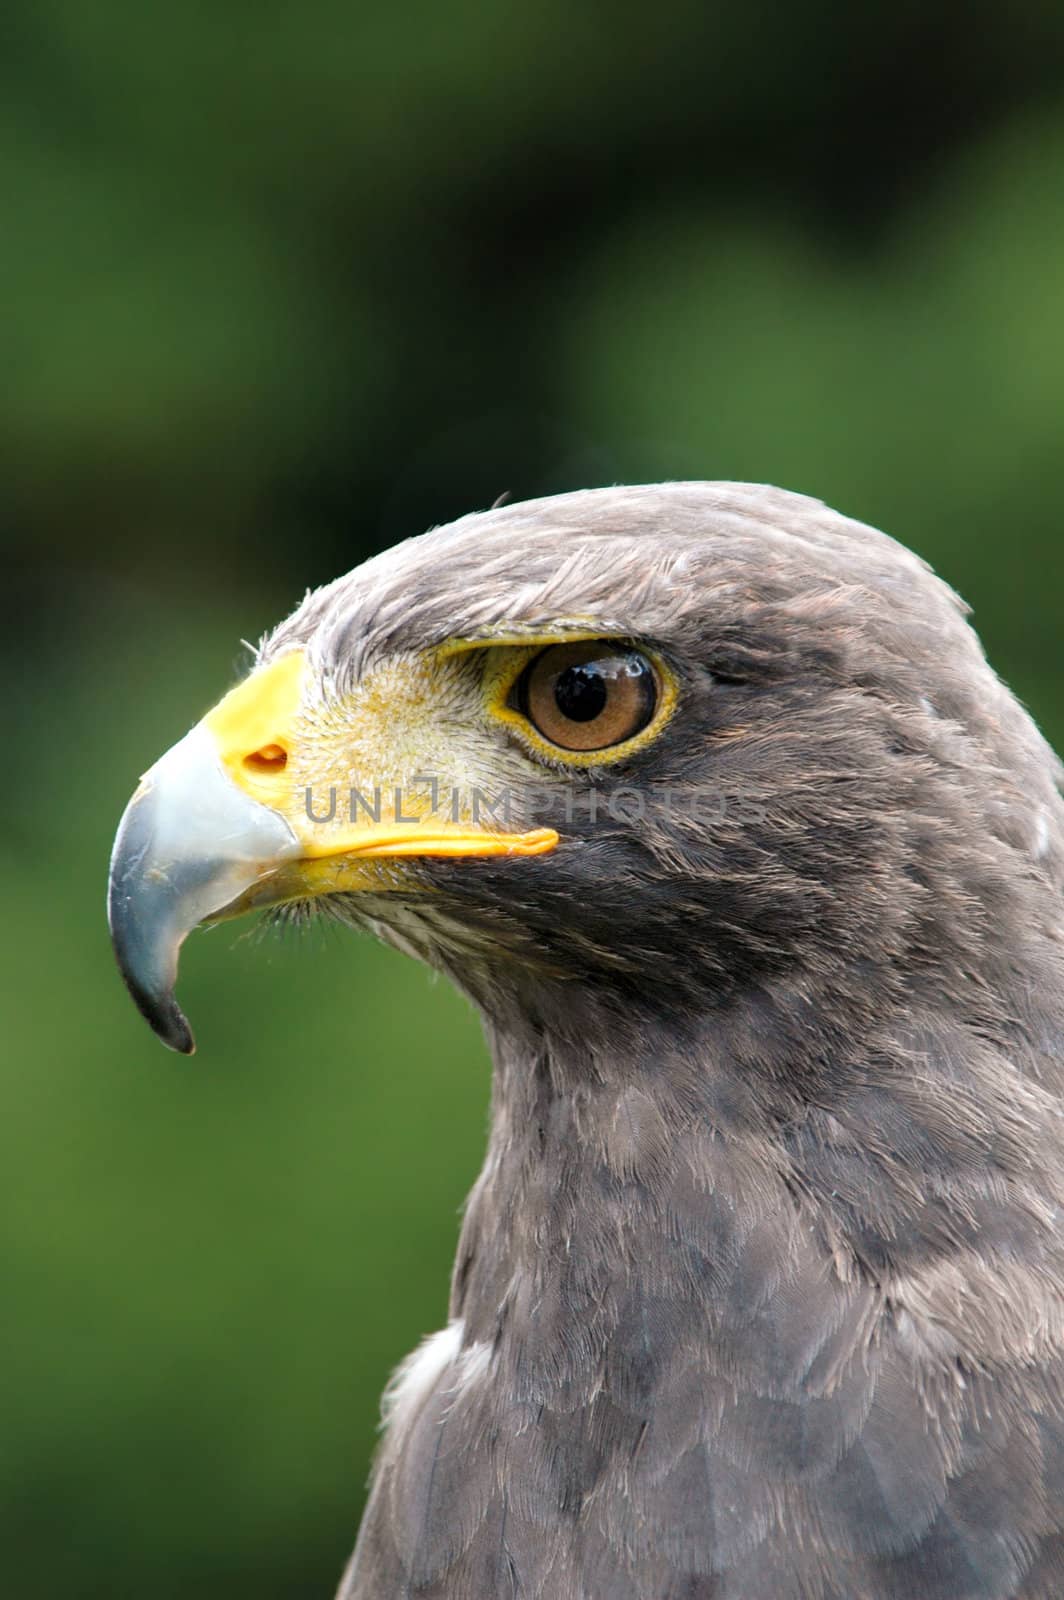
top-left (244, 743), bottom-right (288, 774)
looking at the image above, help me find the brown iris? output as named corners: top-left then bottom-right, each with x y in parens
top-left (514, 641), bottom-right (659, 752)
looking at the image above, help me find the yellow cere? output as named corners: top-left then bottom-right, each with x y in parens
top-left (204, 649), bottom-right (308, 807)
top-left (199, 645), bottom-right (559, 865)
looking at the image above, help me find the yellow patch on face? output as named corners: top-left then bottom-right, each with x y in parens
top-left (202, 647), bottom-right (558, 869)
top-left (205, 649), bottom-right (307, 807)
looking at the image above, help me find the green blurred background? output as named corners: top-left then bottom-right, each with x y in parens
top-left (4, 4), bottom-right (1064, 1595)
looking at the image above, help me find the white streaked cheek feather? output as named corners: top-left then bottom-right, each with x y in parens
top-left (380, 1321), bottom-right (493, 1435)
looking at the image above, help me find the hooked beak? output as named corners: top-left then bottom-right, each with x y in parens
top-left (107, 650), bottom-right (557, 1054)
top-left (107, 723), bottom-right (301, 1054)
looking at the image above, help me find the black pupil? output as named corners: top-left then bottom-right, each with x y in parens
top-left (554, 662), bottom-right (609, 722)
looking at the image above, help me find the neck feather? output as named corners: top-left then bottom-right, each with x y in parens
top-left (448, 973), bottom-right (1064, 1388)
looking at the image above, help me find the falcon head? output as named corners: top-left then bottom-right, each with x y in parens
top-left (109, 482), bottom-right (1062, 1056)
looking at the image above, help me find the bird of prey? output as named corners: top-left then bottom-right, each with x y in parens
top-left (108, 483), bottom-right (1064, 1599)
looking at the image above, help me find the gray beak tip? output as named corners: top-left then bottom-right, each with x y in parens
top-left (124, 969), bottom-right (197, 1055)
top-left (107, 871), bottom-right (198, 1055)
top-left (159, 1016), bottom-right (197, 1056)
top-left (108, 723), bottom-right (301, 1055)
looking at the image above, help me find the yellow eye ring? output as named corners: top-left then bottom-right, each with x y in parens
top-left (484, 638), bottom-right (679, 767)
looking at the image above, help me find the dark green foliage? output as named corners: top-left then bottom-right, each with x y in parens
top-left (3, 4), bottom-right (1064, 1595)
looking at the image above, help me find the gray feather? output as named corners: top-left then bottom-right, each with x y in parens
top-left (256, 484), bottom-right (1064, 1599)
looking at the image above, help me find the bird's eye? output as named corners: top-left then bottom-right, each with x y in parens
top-left (513, 642), bottom-right (659, 752)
